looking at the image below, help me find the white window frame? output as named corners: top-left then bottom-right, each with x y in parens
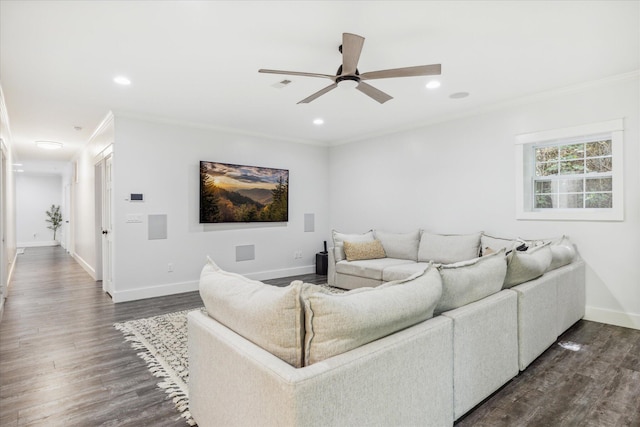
top-left (515, 119), bottom-right (624, 221)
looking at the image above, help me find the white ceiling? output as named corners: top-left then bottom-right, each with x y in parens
top-left (1, 1), bottom-right (638, 173)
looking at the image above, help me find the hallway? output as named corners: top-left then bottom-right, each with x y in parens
top-left (0, 246), bottom-right (203, 426)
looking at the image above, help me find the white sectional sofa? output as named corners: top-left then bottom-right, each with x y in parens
top-left (188, 229), bottom-right (585, 426)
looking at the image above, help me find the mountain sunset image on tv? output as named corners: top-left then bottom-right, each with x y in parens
top-left (199, 161), bottom-right (289, 223)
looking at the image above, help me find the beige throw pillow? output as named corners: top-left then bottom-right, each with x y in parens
top-left (343, 239), bottom-right (386, 261)
top-left (199, 258), bottom-right (304, 368)
top-left (301, 265), bottom-right (442, 365)
top-left (332, 229), bottom-right (375, 262)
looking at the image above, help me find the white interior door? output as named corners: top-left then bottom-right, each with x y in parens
top-left (101, 153), bottom-right (114, 296)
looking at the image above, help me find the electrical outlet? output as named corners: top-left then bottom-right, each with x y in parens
top-left (168, 263), bottom-right (173, 272)
top-left (293, 250), bottom-right (303, 259)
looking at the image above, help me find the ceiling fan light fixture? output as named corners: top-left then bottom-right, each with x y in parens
top-left (36, 140), bottom-right (63, 150)
top-left (337, 79), bottom-right (359, 90)
top-left (113, 75), bottom-right (131, 85)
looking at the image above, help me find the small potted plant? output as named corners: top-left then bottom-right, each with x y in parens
top-left (45, 204), bottom-right (63, 242)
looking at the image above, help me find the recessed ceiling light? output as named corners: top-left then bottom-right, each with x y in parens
top-left (313, 118), bottom-right (324, 125)
top-left (449, 92), bottom-right (470, 99)
top-left (426, 80), bottom-right (441, 89)
top-left (113, 75), bottom-right (131, 85)
top-left (36, 141), bottom-right (63, 150)
top-left (73, 126), bottom-right (83, 131)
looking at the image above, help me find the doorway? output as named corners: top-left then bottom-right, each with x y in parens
top-left (95, 151), bottom-right (113, 296)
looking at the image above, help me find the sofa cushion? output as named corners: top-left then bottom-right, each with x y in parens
top-left (343, 239), bottom-right (386, 261)
top-left (374, 230), bottom-right (420, 261)
top-left (480, 234), bottom-right (520, 255)
top-left (332, 229), bottom-right (375, 262)
top-left (548, 236), bottom-right (576, 271)
top-left (435, 250), bottom-right (507, 314)
top-left (382, 262), bottom-right (432, 282)
top-left (336, 258), bottom-right (414, 280)
top-left (503, 243), bottom-right (553, 288)
top-left (300, 265), bottom-right (442, 365)
top-left (418, 231), bottom-right (482, 264)
top-left (199, 258), bottom-right (304, 368)
top-left (521, 235), bottom-right (576, 272)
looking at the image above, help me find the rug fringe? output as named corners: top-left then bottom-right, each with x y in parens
top-left (114, 314), bottom-right (198, 426)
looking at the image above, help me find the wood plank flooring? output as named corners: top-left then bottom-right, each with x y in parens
top-left (1, 246), bottom-right (639, 426)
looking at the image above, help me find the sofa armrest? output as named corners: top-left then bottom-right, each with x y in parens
top-left (327, 246), bottom-right (337, 286)
top-left (188, 310), bottom-right (454, 427)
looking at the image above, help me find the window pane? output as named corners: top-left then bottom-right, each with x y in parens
top-left (560, 143), bottom-right (584, 160)
top-left (585, 177), bottom-right (612, 192)
top-left (558, 179), bottom-right (583, 193)
top-left (536, 162), bottom-right (558, 176)
top-left (585, 193), bottom-right (612, 208)
top-left (560, 160), bottom-right (584, 174)
top-left (558, 194), bottom-right (584, 208)
top-left (586, 140), bottom-right (612, 157)
top-left (535, 195), bottom-right (554, 208)
top-left (535, 146), bottom-right (558, 163)
top-left (586, 157), bottom-right (612, 173)
top-left (534, 180), bottom-right (556, 194)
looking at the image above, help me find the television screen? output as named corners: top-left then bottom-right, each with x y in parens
top-left (199, 161), bottom-right (289, 223)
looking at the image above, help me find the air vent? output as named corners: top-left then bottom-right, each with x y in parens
top-left (271, 79), bottom-right (292, 89)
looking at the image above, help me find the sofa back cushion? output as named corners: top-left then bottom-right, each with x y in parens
top-left (480, 234), bottom-right (520, 255)
top-left (418, 231), bottom-right (482, 264)
top-left (548, 236), bottom-right (576, 271)
top-left (435, 250), bottom-right (507, 314)
top-left (374, 229), bottom-right (420, 261)
top-left (503, 243), bottom-right (553, 288)
top-left (199, 258), bottom-right (304, 368)
top-left (300, 265), bottom-right (442, 365)
top-left (332, 229), bottom-right (375, 262)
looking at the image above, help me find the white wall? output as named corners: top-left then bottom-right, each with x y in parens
top-left (329, 74), bottom-right (640, 330)
top-left (110, 115), bottom-right (330, 302)
top-left (16, 174), bottom-right (63, 247)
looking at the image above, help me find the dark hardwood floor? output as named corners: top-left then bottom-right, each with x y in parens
top-left (1, 246), bottom-right (638, 426)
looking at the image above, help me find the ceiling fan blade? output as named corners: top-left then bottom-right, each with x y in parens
top-left (259, 69), bottom-right (335, 80)
top-left (297, 83), bottom-right (338, 104)
top-left (360, 64), bottom-right (441, 80)
top-left (341, 33), bottom-right (365, 75)
top-left (356, 82), bottom-right (393, 104)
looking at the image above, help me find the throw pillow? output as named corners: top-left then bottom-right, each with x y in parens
top-left (332, 229), bottom-right (375, 262)
top-left (435, 250), bottom-right (507, 314)
top-left (199, 257), bottom-right (304, 368)
top-left (373, 229), bottom-right (421, 261)
top-left (343, 239), bottom-right (386, 261)
top-left (418, 231), bottom-right (482, 264)
top-left (503, 243), bottom-right (553, 288)
top-left (301, 265), bottom-right (442, 365)
top-left (480, 234), bottom-right (520, 254)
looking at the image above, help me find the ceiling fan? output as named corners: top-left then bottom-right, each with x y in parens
top-left (259, 32), bottom-right (441, 104)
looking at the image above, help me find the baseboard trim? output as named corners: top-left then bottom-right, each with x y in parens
top-left (18, 241), bottom-right (59, 248)
top-left (72, 253), bottom-right (96, 280)
top-left (584, 306), bottom-right (640, 330)
top-left (244, 265), bottom-right (315, 281)
top-left (110, 265), bottom-right (316, 303)
top-left (111, 280), bottom-right (200, 303)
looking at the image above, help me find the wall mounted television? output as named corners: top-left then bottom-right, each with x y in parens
top-left (199, 161), bottom-right (289, 223)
